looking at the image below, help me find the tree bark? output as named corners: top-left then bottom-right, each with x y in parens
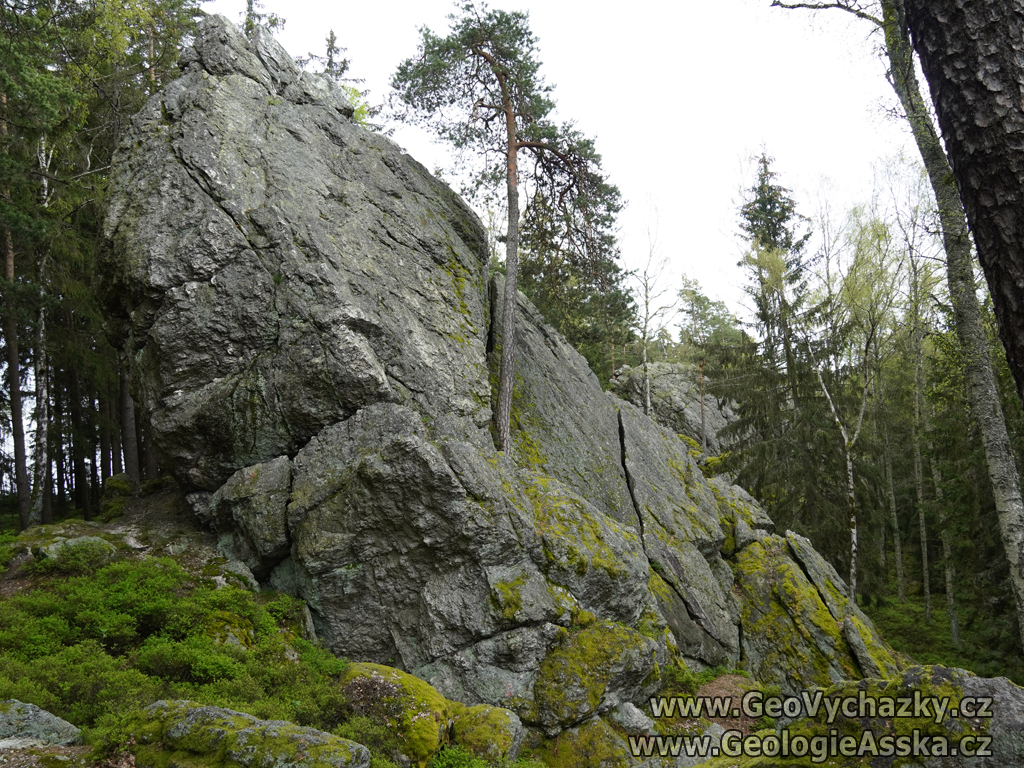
top-left (904, 0), bottom-right (1024, 406)
top-left (888, 0), bottom-right (1024, 650)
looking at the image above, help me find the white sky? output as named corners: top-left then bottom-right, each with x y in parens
top-left (202, 0), bottom-right (913, 325)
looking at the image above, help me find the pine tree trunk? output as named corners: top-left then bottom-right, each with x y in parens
top-left (28, 291), bottom-right (47, 528)
top-left (69, 369), bottom-right (92, 520)
top-left (100, 388), bottom-right (111, 485)
top-left (885, 0), bottom-right (1024, 649)
top-left (53, 376), bottom-right (66, 518)
top-left (3, 226), bottom-right (29, 530)
top-left (494, 88), bottom-right (520, 454)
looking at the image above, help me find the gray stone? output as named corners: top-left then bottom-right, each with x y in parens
top-left (618, 400), bottom-right (738, 663)
top-left (104, 14), bottom-right (491, 491)
top-left (608, 701), bottom-right (654, 734)
top-left (490, 273), bottom-right (637, 529)
top-left (610, 362), bottom-right (737, 455)
top-left (0, 700), bottom-right (82, 748)
top-left (209, 456), bottom-right (291, 577)
top-left (136, 700), bottom-right (369, 768)
top-left (34, 535), bottom-right (117, 564)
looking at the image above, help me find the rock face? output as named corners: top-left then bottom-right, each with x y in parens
top-left (611, 362), bottom-right (737, 455)
top-left (103, 13), bottom-right (902, 742)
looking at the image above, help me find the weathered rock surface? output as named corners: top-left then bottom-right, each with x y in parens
top-left (0, 701), bottom-right (82, 749)
top-left (611, 362), bottom-right (737, 455)
top-left (341, 663), bottom-right (524, 765)
top-left (758, 666), bottom-right (1024, 768)
top-left (103, 15), bottom-right (490, 492)
top-left (132, 700), bottom-right (369, 768)
top-left (103, 13), bottom-right (908, 750)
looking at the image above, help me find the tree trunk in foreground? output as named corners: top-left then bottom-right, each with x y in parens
top-left (891, 0), bottom-right (1024, 650)
top-left (904, 0), bottom-right (1024, 407)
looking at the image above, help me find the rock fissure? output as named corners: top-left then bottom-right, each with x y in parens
top-left (615, 409), bottom-right (647, 545)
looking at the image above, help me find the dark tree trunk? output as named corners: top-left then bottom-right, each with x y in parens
top-left (904, 0), bottom-right (1024, 404)
top-left (110, 379), bottom-right (123, 475)
top-left (53, 375), bottom-right (66, 518)
top-left (100, 389), bottom-right (111, 484)
top-left (901, 0), bottom-right (1024, 650)
top-left (3, 231), bottom-right (29, 530)
top-left (142, 417), bottom-right (158, 481)
top-left (69, 369), bottom-right (92, 520)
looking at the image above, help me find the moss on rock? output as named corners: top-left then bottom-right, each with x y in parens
top-left (528, 717), bottom-right (630, 768)
top-left (130, 700), bottom-right (369, 768)
top-left (340, 663), bottom-right (459, 766)
top-left (532, 621), bottom-right (660, 731)
top-left (451, 704), bottom-right (524, 764)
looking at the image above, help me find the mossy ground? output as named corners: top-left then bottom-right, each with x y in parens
top-left (0, 491), bottom-right (548, 768)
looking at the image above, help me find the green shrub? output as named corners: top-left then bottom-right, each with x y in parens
top-left (334, 715), bottom-right (402, 767)
top-left (135, 635), bottom-right (245, 684)
top-left (0, 547), bottom-right (354, 754)
top-left (0, 641), bottom-right (159, 726)
top-left (24, 539), bottom-right (116, 576)
top-left (427, 745), bottom-right (490, 768)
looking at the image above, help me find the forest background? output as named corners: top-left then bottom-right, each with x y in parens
top-left (2, 0), bottom-right (1022, 695)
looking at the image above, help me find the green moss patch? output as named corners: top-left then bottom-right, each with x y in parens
top-left (341, 663), bottom-right (460, 766)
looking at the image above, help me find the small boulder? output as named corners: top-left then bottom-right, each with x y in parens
top-left (0, 700), bottom-right (82, 748)
top-left (451, 704), bottom-right (525, 764)
top-left (132, 700), bottom-right (369, 768)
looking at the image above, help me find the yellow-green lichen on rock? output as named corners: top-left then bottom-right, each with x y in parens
top-left (532, 621), bottom-right (662, 732)
top-left (733, 536), bottom-right (859, 694)
top-left (341, 663), bottom-right (455, 765)
top-left (130, 699), bottom-right (369, 768)
top-left (451, 704), bottom-right (524, 764)
top-left (527, 717), bottom-right (631, 768)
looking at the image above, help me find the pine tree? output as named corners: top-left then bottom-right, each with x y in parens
top-left (392, 2), bottom-right (623, 452)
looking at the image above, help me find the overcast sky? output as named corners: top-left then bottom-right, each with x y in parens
top-left (203, 0), bottom-right (913, 325)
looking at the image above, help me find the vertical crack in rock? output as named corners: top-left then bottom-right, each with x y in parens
top-left (617, 407), bottom-right (718, 641)
top-left (616, 408), bottom-right (646, 543)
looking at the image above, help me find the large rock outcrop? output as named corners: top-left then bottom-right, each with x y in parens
top-left (102, 14), bottom-right (903, 745)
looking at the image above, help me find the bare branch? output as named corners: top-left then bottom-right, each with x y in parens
top-left (770, 0), bottom-right (882, 26)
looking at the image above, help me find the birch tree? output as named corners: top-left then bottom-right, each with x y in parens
top-left (771, 0), bottom-right (1024, 658)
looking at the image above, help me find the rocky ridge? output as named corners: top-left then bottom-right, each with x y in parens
top-left (95, 14), bottom-right (1015, 764)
